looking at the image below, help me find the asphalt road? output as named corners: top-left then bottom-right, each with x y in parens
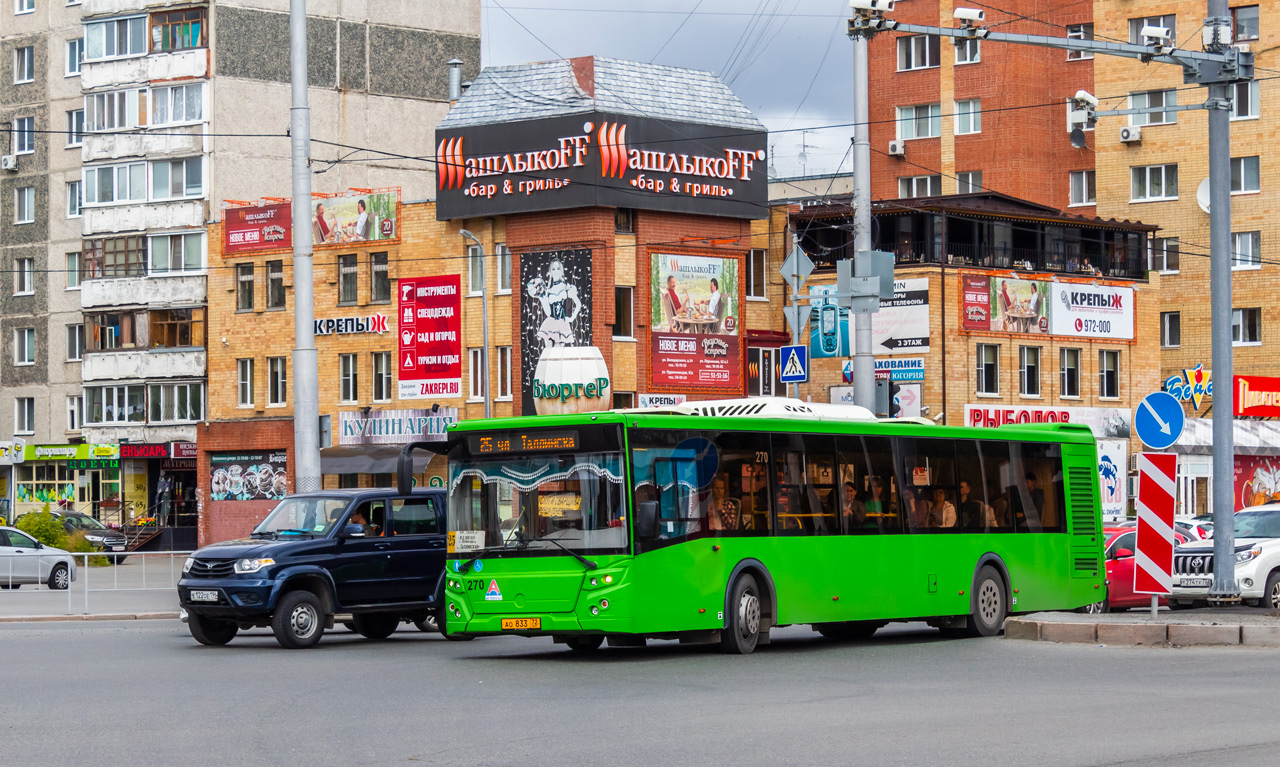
top-left (6, 620), bottom-right (1279, 767)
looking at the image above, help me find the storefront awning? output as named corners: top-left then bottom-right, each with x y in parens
top-left (319, 445), bottom-right (438, 474)
top-left (1173, 418), bottom-right (1280, 456)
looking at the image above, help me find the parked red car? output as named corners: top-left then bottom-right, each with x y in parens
top-left (1082, 527), bottom-right (1191, 613)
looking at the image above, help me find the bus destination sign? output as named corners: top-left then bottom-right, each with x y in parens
top-left (468, 430), bottom-right (579, 455)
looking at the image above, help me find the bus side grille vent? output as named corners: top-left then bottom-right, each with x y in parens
top-left (1067, 467), bottom-right (1097, 538)
top-left (1073, 557), bottom-right (1099, 574)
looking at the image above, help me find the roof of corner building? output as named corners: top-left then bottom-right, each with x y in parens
top-left (437, 56), bottom-right (766, 132)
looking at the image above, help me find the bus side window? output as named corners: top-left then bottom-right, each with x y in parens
top-left (1014, 442), bottom-right (1065, 532)
top-left (710, 431), bottom-right (772, 535)
top-left (836, 435), bottom-right (901, 535)
top-left (897, 438), bottom-right (960, 533)
top-left (770, 433), bottom-right (837, 536)
top-left (958, 440), bottom-right (1015, 534)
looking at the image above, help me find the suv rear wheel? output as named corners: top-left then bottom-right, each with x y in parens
top-left (272, 590), bottom-right (325, 649)
top-left (352, 613), bottom-right (399, 640)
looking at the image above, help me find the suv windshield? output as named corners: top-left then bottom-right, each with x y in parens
top-left (64, 514), bottom-right (108, 531)
top-left (253, 496), bottom-right (351, 537)
top-left (447, 426), bottom-right (627, 554)
top-left (1234, 509), bottom-right (1280, 539)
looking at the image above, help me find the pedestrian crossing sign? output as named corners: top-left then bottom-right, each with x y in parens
top-left (779, 344), bottom-right (809, 384)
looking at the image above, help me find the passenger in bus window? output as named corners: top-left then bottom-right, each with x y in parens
top-left (840, 481), bottom-right (870, 531)
top-left (863, 477), bottom-right (888, 516)
top-left (923, 486), bottom-right (956, 528)
top-left (958, 481), bottom-right (991, 529)
top-left (1025, 473), bottom-right (1046, 516)
top-left (707, 473), bottom-right (741, 531)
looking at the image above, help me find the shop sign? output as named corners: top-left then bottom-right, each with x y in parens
top-left (121, 444), bottom-right (169, 459)
top-left (961, 275), bottom-right (991, 331)
top-left (961, 274), bottom-right (1135, 341)
top-left (222, 189), bottom-right (399, 255)
top-left (520, 249), bottom-right (594, 414)
top-left (650, 252), bottom-right (743, 392)
top-left (1164, 364), bottom-right (1212, 409)
top-left (435, 113), bottom-right (767, 220)
top-left (531, 348), bottom-right (612, 416)
top-left (22, 444), bottom-right (119, 462)
top-left (876, 358), bottom-right (924, 381)
top-left (1235, 375), bottom-right (1280, 417)
top-left (638, 393), bottom-right (686, 408)
top-left (69, 459), bottom-right (119, 470)
top-left (338, 408), bottom-right (459, 445)
top-left (171, 442), bottom-right (197, 459)
top-left (398, 275), bottom-right (463, 399)
top-left (314, 314), bottom-right (388, 336)
top-left (964, 405), bottom-right (1131, 438)
top-left (1236, 455), bottom-right (1280, 510)
top-left (1049, 282), bottom-right (1135, 340)
top-left (210, 451), bottom-right (288, 502)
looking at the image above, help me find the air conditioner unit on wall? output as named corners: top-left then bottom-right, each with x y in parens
top-left (887, 139), bottom-right (906, 156)
top-left (1, 155), bottom-right (17, 171)
top-left (1119, 125), bottom-right (1142, 143)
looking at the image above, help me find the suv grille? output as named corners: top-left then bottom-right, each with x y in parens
top-left (1174, 552), bottom-right (1213, 576)
top-left (188, 559), bottom-right (236, 578)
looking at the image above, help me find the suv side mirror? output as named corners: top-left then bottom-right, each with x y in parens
top-left (1114, 547), bottom-right (1134, 559)
top-left (339, 523), bottom-right (366, 539)
top-left (637, 501), bottom-right (660, 539)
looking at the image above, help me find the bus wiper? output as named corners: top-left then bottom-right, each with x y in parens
top-left (516, 531), bottom-right (597, 570)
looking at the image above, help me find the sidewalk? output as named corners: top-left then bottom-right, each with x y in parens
top-left (0, 556), bottom-right (183, 623)
top-left (1006, 608), bottom-right (1280, 647)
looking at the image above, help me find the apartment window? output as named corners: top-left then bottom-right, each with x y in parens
top-left (14, 257), bottom-right (33, 295)
top-left (956, 171), bottom-right (982, 194)
top-left (340, 353), bottom-right (358, 403)
top-left (83, 161), bottom-right (147, 205)
top-left (16, 0), bottom-right (34, 14)
top-left (1231, 156), bottom-right (1260, 193)
top-left (84, 16), bottom-right (147, 60)
top-left (1019, 346), bottom-right (1041, 397)
top-left (66, 38), bottom-right (84, 76)
top-left (65, 252), bottom-right (80, 289)
top-left (85, 311), bottom-right (138, 351)
top-left (236, 263), bottom-right (255, 311)
top-left (14, 187), bottom-right (34, 224)
top-left (467, 244), bottom-right (484, 295)
top-left (613, 391), bottom-right (635, 409)
top-left (497, 346), bottom-right (512, 400)
top-left (82, 235), bottom-right (146, 278)
top-left (14, 46), bottom-right (34, 83)
top-left (496, 244), bottom-right (512, 293)
top-left (15, 116), bottom-right (34, 154)
top-left (268, 357), bottom-right (287, 406)
top-left (612, 286), bottom-right (634, 338)
top-left (15, 399), bottom-right (34, 436)
top-left (368, 252), bottom-right (390, 303)
top-left (1233, 308), bottom-right (1262, 346)
top-left (66, 324), bottom-right (84, 361)
top-left (614, 208), bottom-right (635, 234)
top-left (1129, 15), bottom-right (1176, 44)
top-left (899, 175), bottom-right (942, 198)
top-left (67, 395), bottom-right (82, 432)
top-left (66, 181), bottom-right (82, 219)
top-left (14, 328), bottom-right (36, 365)
top-left (150, 157), bottom-right (203, 200)
top-left (149, 231), bottom-right (203, 273)
top-left (147, 382), bottom-right (203, 423)
top-left (954, 99), bottom-right (981, 135)
top-left (468, 348), bottom-right (484, 401)
top-left (1067, 24), bottom-right (1094, 59)
top-left (84, 88), bottom-right (147, 132)
top-left (897, 34), bottom-right (940, 70)
top-left (267, 260), bottom-right (285, 308)
top-left (1066, 170), bottom-right (1096, 206)
top-left (954, 37), bottom-right (980, 64)
top-left (237, 359), bottom-right (255, 407)
top-left (897, 103), bottom-right (941, 139)
top-left (150, 308), bottom-right (204, 348)
top-left (372, 352), bottom-right (392, 402)
top-left (1161, 312), bottom-right (1181, 348)
top-left (86, 385), bottom-right (145, 424)
top-left (1233, 231), bottom-right (1261, 269)
top-left (1131, 164), bottom-right (1178, 201)
top-left (1234, 5), bottom-right (1260, 40)
top-left (152, 82), bottom-right (203, 125)
top-left (337, 254), bottom-right (358, 303)
top-left (1099, 350), bottom-right (1120, 398)
top-left (747, 248), bottom-right (766, 299)
top-left (151, 8), bottom-right (207, 52)
top-left (1223, 80), bottom-right (1248, 118)
top-left (1149, 237), bottom-right (1180, 273)
top-left (1060, 348), bottom-right (1080, 398)
top-left (1130, 90), bottom-right (1177, 126)
top-left (976, 344), bottom-right (999, 394)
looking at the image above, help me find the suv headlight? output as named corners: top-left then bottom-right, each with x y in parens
top-left (1235, 547), bottom-right (1262, 564)
top-left (182, 557), bottom-right (194, 573)
top-left (85, 534), bottom-right (104, 543)
top-left (234, 557), bottom-right (275, 574)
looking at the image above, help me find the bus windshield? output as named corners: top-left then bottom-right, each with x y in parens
top-left (447, 426), bottom-right (627, 554)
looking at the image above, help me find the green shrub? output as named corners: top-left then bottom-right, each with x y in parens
top-left (15, 507), bottom-right (68, 549)
top-left (64, 531), bottom-right (112, 567)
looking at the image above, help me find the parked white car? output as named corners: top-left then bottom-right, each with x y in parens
top-left (1171, 505), bottom-right (1280, 608)
top-left (0, 526), bottom-right (77, 590)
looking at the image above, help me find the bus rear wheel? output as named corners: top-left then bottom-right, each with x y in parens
top-left (815, 621), bottom-right (884, 641)
top-left (720, 573), bottom-right (762, 654)
top-left (962, 565), bottom-right (1007, 638)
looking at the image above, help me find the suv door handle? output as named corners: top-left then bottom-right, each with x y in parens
top-left (375, 542), bottom-right (391, 550)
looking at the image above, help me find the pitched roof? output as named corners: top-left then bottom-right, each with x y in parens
top-left (438, 56), bottom-right (765, 132)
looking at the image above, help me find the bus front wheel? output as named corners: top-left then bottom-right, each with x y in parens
top-left (963, 565), bottom-right (1007, 638)
top-left (720, 573), bottom-right (762, 654)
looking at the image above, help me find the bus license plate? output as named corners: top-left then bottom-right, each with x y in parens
top-left (1181, 578), bottom-right (1212, 588)
top-left (501, 618), bottom-right (540, 630)
top-left (189, 590), bottom-right (219, 602)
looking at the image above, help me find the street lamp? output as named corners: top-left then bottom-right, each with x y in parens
top-left (458, 229), bottom-right (490, 419)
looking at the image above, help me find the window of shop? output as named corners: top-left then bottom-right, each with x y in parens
top-left (85, 311), bottom-right (139, 351)
top-left (340, 353), bottom-right (358, 403)
top-left (268, 357), bottom-right (287, 406)
top-left (148, 382), bottom-right (203, 423)
top-left (612, 391), bottom-right (634, 409)
top-left (150, 308), bottom-right (204, 349)
top-left (372, 352), bottom-right (392, 402)
top-left (976, 344), bottom-right (999, 394)
top-left (86, 384), bottom-right (145, 424)
top-left (370, 253), bottom-right (390, 303)
top-left (83, 235), bottom-right (146, 279)
top-left (1099, 350), bottom-right (1120, 398)
top-left (15, 463), bottom-right (76, 510)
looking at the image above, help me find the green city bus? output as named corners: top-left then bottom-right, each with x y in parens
top-left (405, 399), bottom-right (1105, 654)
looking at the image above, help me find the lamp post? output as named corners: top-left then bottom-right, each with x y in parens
top-left (459, 229), bottom-right (490, 419)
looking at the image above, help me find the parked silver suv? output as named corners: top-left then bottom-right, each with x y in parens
top-left (0, 526), bottom-right (77, 590)
top-left (1171, 505), bottom-right (1280, 608)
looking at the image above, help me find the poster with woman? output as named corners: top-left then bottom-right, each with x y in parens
top-left (520, 249), bottom-right (593, 415)
top-left (990, 277), bottom-right (1049, 334)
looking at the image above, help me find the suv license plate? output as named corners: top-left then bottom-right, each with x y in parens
top-left (190, 590), bottom-right (219, 602)
top-left (501, 618), bottom-right (540, 630)
top-left (1181, 578), bottom-right (1212, 588)
top-left (111, 546), bottom-right (125, 551)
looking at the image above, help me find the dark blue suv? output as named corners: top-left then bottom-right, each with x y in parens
top-left (177, 489), bottom-right (446, 648)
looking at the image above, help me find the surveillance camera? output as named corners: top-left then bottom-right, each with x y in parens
top-left (932, 412), bottom-right (945, 423)
top-left (1140, 25), bottom-right (1171, 42)
top-left (953, 8), bottom-right (985, 22)
top-left (1073, 89), bottom-right (1099, 108)
top-left (850, 0), bottom-right (894, 11)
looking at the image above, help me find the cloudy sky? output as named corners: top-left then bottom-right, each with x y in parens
top-left (481, 0), bottom-right (857, 179)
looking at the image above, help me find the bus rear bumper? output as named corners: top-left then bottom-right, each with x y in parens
top-left (456, 614), bottom-right (645, 638)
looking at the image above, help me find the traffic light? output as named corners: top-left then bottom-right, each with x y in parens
top-left (888, 381), bottom-right (902, 418)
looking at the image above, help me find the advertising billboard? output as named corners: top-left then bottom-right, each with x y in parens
top-left (1048, 282), bottom-right (1135, 340)
top-left (650, 252), bottom-right (742, 392)
top-left (398, 275), bottom-right (462, 399)
top-left (990, 277), bottom-right (1049, 335)
top-left (1235, 375), bottom-right (1280, 417)
top-left (435, 113), bottom-right (768, 220)
top-left (520, 249), bottom-right (593, 415)
top-left (222, 190), bottom-right (400, 255)
top-left (224, 203), bottom-right (291, 255)
top-left (806, 278), bottom-right (929, 357)
top-left (210, 451), bottom-right (288, 502)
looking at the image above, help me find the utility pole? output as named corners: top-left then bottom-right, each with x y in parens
top-left (459, 230), bottom-right (491, 418)
top-left (850, 30), bottom-right (875, 412)
top-left (290, 0), bottom-right (321, 493)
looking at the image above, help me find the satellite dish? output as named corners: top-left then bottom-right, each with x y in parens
top-left (1197, 178), bottom-right (1210, 213)
top-left (1069, 128), bottom-right (1087, 149)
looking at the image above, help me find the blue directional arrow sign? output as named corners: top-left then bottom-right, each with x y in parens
top-left (779, 344), bottom-right (809, 384)
top-left (1135, 391), bottom-right (1185, 451)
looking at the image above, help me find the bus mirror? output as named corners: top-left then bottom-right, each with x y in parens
top-left (637, 501), bottom-right (660, 539)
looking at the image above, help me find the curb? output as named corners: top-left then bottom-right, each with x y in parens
top-left (1006, 617), bottom-right (1280, 647)
top-left (0, 612), bottom-right (179, 624)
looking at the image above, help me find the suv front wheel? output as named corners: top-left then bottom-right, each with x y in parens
top-left (272, 590), bottom-right (325, 649)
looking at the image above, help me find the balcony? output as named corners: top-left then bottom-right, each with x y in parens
top-left (81, 48), bottom-right (207, 90)
top-left (82, 274), bottom-right (206, 308)
top-left (83, 200), bottom-right (205, 236)
top-left (82, 125), bottom-right (204, 163)
top-left (82, 348), bottom-right (206, 383)
top-left (82, 423), bottom-right (198, 447)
